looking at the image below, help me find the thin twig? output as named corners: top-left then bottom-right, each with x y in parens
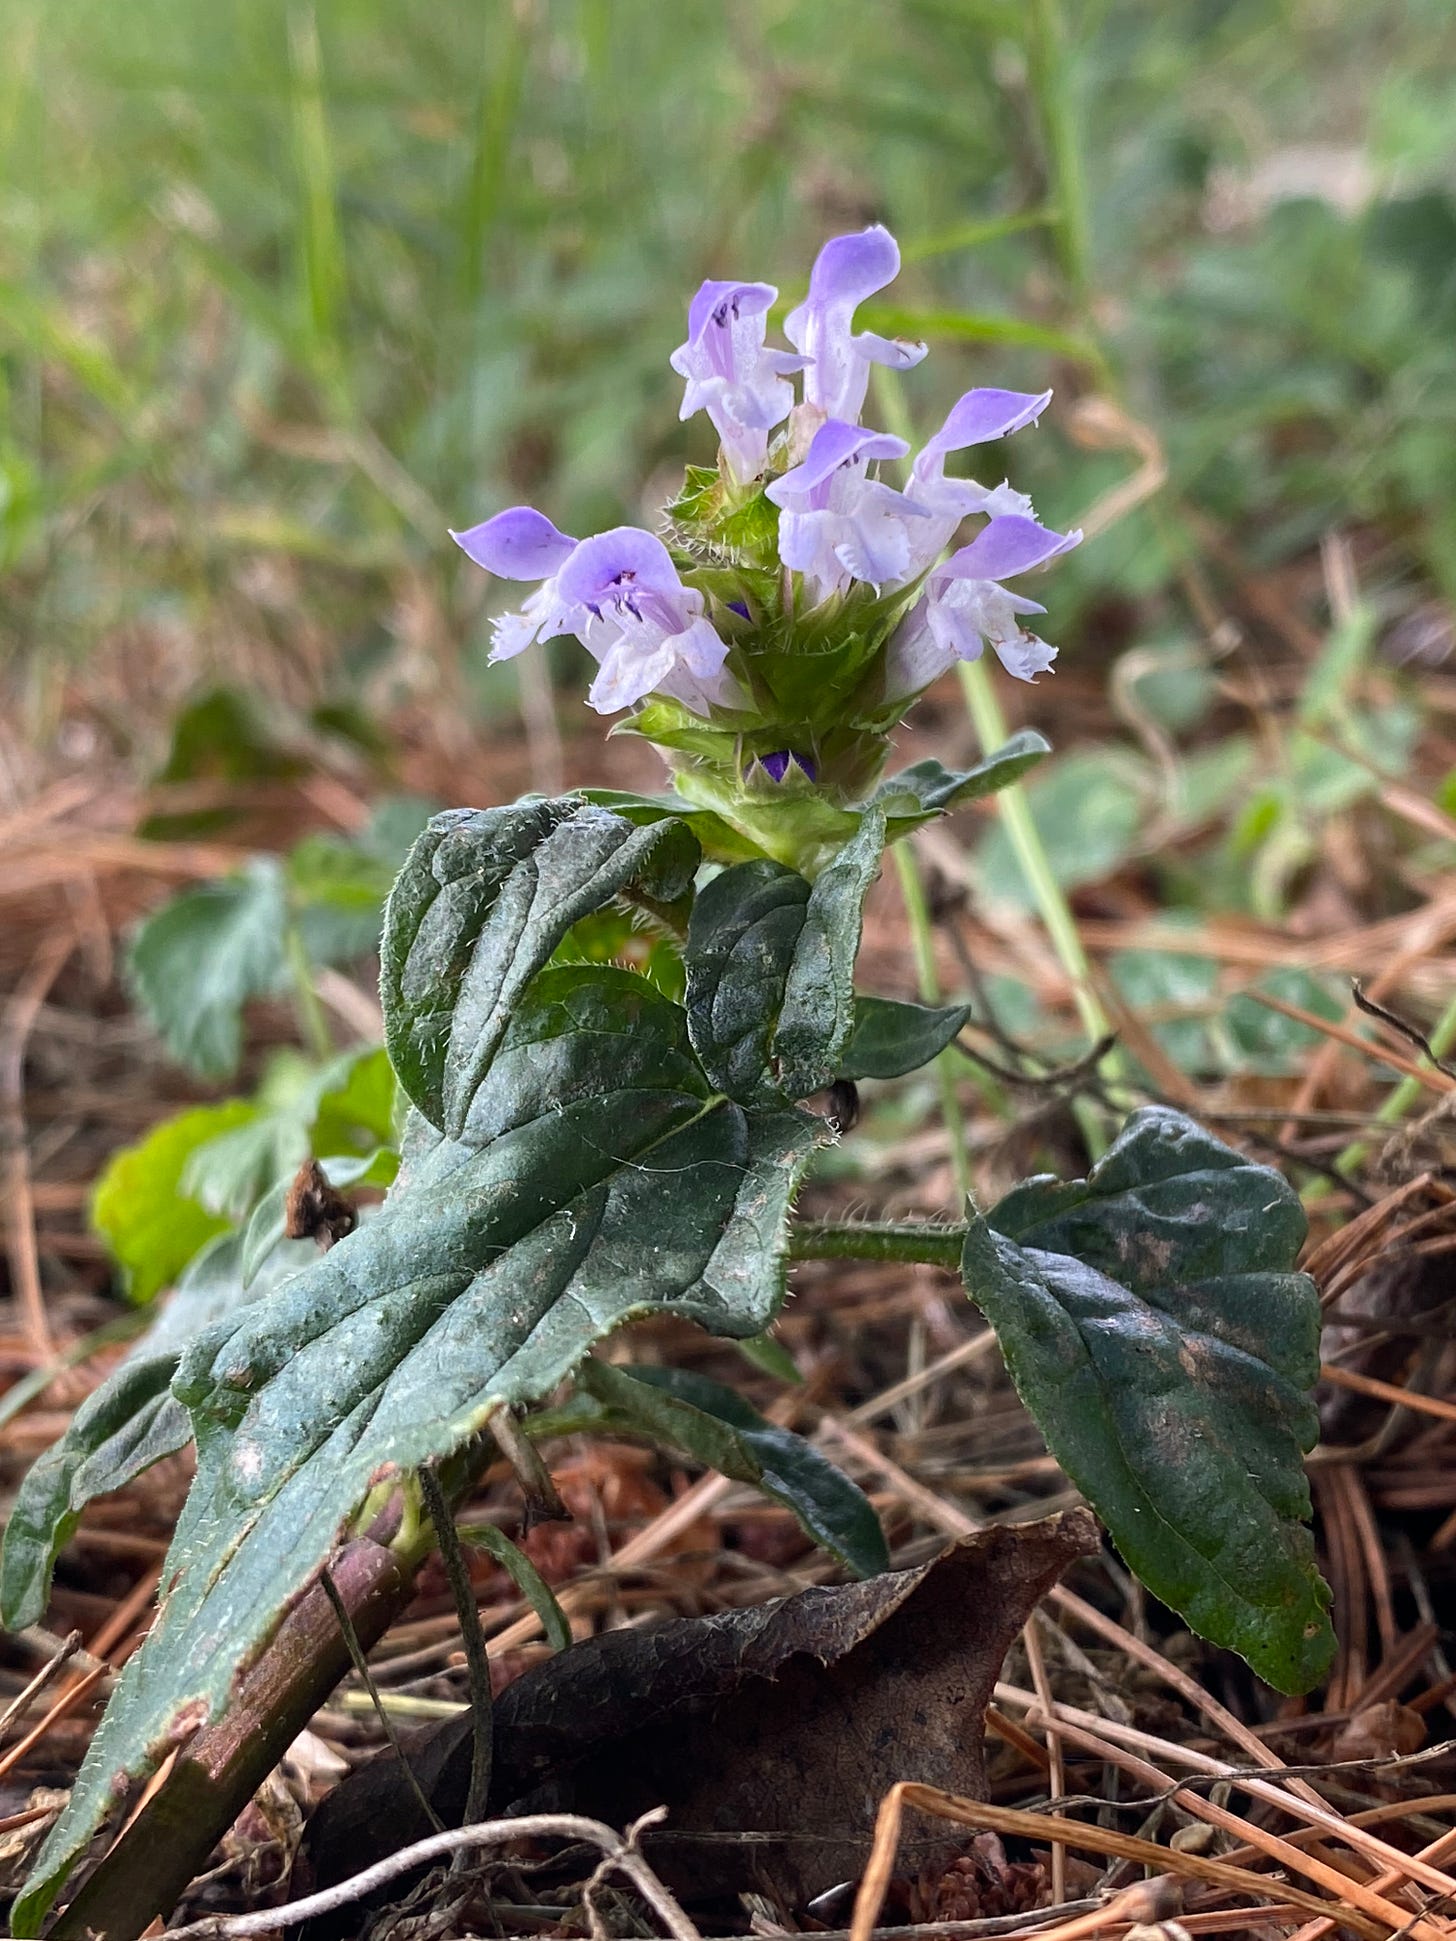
top-left (320, 1566), bottom-right (446, 1835)
top-left (0, 1629), bottom-right (82, 1740)
top-left (419, 1463), bottom-right (493, 1833)
top-left (157, 1809), bottom-right (701, 1941)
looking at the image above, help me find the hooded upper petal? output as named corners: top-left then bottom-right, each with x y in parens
top-left (784, 224), bottom-right (927, 424)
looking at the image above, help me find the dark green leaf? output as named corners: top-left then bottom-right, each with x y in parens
top-left (839, 996), bottom-right (974, 1080)
top-left (962, 1107), bottom-right (1334, 1693)
top-left (574, 1361), bottom-right (888, 1579)
top-left (0, 1232), bottom-right (317, 1631)
top-left (15, 965), bottom-right (819, 1932)
top-left (380, 800), bottom-right (699, 1137)
top-left (874, 731), bottom-right (1051, 828)
top-left (91, 1101), bottom-right (257, 1302)
top-left (128, 859), bottom-right (289, 1080)
top-left (684, 809), bottom-right (885, 1104)
top-left (455, 1523), bottom-right (572, 1651)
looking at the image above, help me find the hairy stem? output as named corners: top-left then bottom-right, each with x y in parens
top-left (891, 842), bottom-right (974, 1204)
top-left (49, 1539), bottom-right (409, 1941)
top-left (789, 1220), bottom-right (968, 1271)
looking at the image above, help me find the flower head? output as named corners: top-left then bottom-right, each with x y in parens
top-left (784, 226), bottom-right (927, 425)
top-left (671, 281), bottom-right (807, 485)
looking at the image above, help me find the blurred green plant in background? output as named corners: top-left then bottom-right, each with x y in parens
top-left (4, 0), bottom-right (1454, 732)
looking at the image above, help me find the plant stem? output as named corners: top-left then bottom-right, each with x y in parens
top-left (1025, 0), bottom-right (1092, 311)
top-left (789, 1220), bottom-right (968, 1271)
top-left (283, 912), bottom-right (334, 1062)
top-left (892, 841), bottom-right (974, 1203)
top-left (48, 1540), bottom-right (409, 1941)
top-left (1332, 987), bottom-right (1456, 1181)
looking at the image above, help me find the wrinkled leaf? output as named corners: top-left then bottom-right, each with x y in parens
top-left (963, 1107), bottom-right (1334, 1693)
top-left (0, 1232), bottom-right (318, 1631)
top-left (380, 799), bottom-right (699, 1137)
top-left (299, 1513), bottom-right (1097, 1925)
top-left (575, 787), bottom-right (764, 864)
top-left (572, 1360), bottom-right (888, 1579)
top-left (684, 808), bottom-right (885, 1104)
top-left (15, 964), bottom-right (819, 1933)
top-left (128, 859), bottom-right (289, 1080)
top-left (874, 731), bottom-right (1051, 830)
top-left (91, 1101), bottom-right (256, 1302)
top-left (839, 995), bottom-right (974, 1080)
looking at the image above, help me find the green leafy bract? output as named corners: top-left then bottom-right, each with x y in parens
top-left (128, 859), bottom-right (290, 1081)
top-left (873, 731), bottom-right (1051, 830)
top-left (839, 996), bottom-right (974, 1080)
top-left (572, 1360), bottom-right (888, 1579)
top-left (14, 961), bottom-right (820, 1934)
top-left (684, 808), bottom-right (885, 1104)
top-left (961, 1107), bottom-right (1334, 1694)
top-left (380, 800), bottom-right (700, 1138)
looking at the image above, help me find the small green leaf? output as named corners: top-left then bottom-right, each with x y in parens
top-left (839, 996), bottom-right (974, 1080)
top-left (575, 1361), bottom-right (888, 1579)
top-left (875, 731), bottom-right (1052, 827)
top-left (455, 1523), bottom-right (572, 1651)
top-left (962, 1107), bottom-right (1334, 1694)
top-left (128, 859), bottom-right (289, 1080)
top-left (91, 1102), bottom-right (257, 1303)
top-left (684, 809), bottom-right (885, 1104)
top-left (380, 799), bottom-right (699, 1138)
top-left (735, 1328), bottom-right (802, 1383)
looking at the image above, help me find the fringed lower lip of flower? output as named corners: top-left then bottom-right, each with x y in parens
top-left (886, 513), bottom-right (1082, 695)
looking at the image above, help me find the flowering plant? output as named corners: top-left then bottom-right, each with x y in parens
top-left (7, 229), bottom-right (1333, 1941)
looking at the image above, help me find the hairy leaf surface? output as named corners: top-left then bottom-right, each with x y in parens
top-left (0, 1233), bottom-right (318, 1631)
top-left (380, 799), bottom-right (699, 1138)
top-left (15, 965), bottom-right (818, 1934)
top-left (684, 809), bottom-right (884, 1104)
top-left (962, 1107), bottom-right (1334, 1693)
top-left (874, 731), bottom-right (1050, 829)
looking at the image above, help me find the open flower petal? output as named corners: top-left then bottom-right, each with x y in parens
top-left (784, 224), bottom-right (927, 424)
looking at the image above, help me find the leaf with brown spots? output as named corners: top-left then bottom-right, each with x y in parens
top-left (963, 1107), bottom-right (1334, 1695)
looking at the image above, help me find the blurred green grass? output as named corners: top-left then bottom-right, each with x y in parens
top-left (2, 0), bottom-right (1455, 727)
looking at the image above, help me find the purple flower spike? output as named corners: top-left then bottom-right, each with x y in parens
top-left (784, 225), bottom-right (928, 425)
top-left (765, 418), bottom-right (927, 601)
top-left (671, 278), bottom-right (808, 485)
top-left (885, 514), bottom-right (1080, 698)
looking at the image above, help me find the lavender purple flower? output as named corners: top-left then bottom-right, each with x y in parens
top-left (452, 512), bottom-right (734, 715)
top-left (670, 281), bottom-right (807, 487)
top-left (783, 225), bottom-right (927, 425)
top-left (451, 222), bottom-right (1081, 785)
